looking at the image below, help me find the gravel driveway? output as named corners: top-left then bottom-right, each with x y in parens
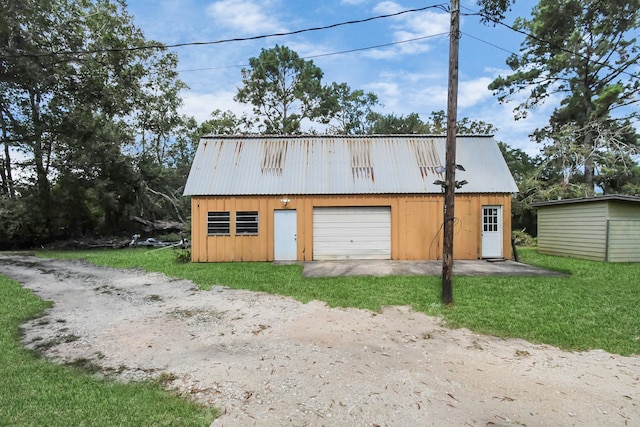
top-left (0, 254), bottom-right (638, 426)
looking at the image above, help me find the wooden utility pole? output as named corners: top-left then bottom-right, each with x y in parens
top-left (442, 0), bottom-right (460, 305)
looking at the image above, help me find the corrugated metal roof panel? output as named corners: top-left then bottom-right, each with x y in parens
top-left (532, 195), bottom-right (640, 207)
top-left (183, 135), bottom-right (519, 195)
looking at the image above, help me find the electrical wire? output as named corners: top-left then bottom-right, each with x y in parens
top-left (176, 32), bottom-right (449, 73)
top-left (459, 31), bottom-right (517, 56)
top-left (0, 4), bottom-right (448, 59)
top-left (178, 7), bottom-right (639, 83)
top-left (4, 1), bottom-right (638, 84)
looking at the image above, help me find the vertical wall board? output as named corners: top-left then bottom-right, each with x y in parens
top-left (205, 198), bottom-right (215, 262)
top-left (235, 198), bottom-right (243, 261)
top-left (390, 197), bottom-right (398, 260)
top-left (201, 198), bottom-right (209, 262)
top-left (258, 198), bottom-right (269, 260)
top-left (235, 196), bottom-right (252, 261)
top-left (201, 197), bottom-right (209, 262)
top-left (190, 198), bottom-right (203, 262)
top-left (189, 198), bottom-right (196, 262)
top-left (403, 200), bottom-right (442, 260)
top-left (453, 197), bottom-right (474, 259)
top-left (503, 196), bottom-right (513, 259)
top-left (307, 197), bottom-right (316, 260)
top-left (265, 199), bottom-right (274, 261)
top-left (209, 198), bottom-right (219, 262)
top-left (303, 197), bottom-right (314, 261)
top-left (226, 197), bottom-right (236, 261)
top-left (469, 196), bottom-right (482, 259)
top-left (398, 199), bottom-right (409, 259)
top-left (204, 199), bottom-right (210, 261)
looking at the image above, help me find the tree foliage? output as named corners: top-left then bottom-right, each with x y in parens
top-left (489, 0), bottom-right (640, 190)
top-left (0, 0), bottom-right (188, 247)
top-left (476, 0), bottom-right (516, 22)
top-left (366, 110), bottom-right (497, 135)
top-left (367, 112), bottom-right (428, 134)
top-left (235, 45), bottom-right (338, 134)
top-left (325, 83), bottom-right (379, 135)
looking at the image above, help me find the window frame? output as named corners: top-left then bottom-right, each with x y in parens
top-left (483, 207), bottom-right (499, 232)
top-left (235, 211), bottom-right (259, 235)
top-left (207, 211), bottom-right (230, 235)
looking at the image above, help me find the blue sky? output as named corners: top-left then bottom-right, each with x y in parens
top-left (127, 0), bottom-right (551, 155)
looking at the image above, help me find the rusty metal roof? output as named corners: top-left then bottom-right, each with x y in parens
top-left (183, 135), bottom-right (519, 195)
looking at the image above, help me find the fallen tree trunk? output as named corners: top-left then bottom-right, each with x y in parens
top-left (131, 216), bottom-right (185, 233)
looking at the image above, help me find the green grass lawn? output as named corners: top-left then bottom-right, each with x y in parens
top-left (0, 275), bottom-right (218, 427)
top-left (36, 246), bottom-right (640, 356)
top-left (2, 247), bottom-right (639, 425)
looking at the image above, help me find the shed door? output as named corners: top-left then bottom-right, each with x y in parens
top-left (481, 205), bottom-right (503, 258)
top-left (274, 210), bottom-right (297, 261)
top-left (313, 207), bottom-right (391, 260)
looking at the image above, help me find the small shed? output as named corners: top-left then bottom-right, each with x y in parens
top-left (183, 135), bottom-right (518, 262)
top-left (533, 195), bottom-right (640, 262)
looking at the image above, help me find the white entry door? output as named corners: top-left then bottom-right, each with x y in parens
top-left (481, 205), bottom-right (503, 258)
top-left (274, 210), bottom-right (297, 261)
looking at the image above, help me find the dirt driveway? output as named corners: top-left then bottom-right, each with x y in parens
top-left (0, 254), bottom-right (638, 426)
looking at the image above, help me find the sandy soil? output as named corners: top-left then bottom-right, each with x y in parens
top-left (0, 254), bottom-right (638, 426)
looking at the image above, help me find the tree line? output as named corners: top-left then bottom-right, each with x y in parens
top-left (1, 0), bottom-right (638, 248)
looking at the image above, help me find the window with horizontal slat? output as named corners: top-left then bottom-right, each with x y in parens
top-left (207, 211), bottom-right (230, 235)
top-left (236, 211), bottom-right (258, 235)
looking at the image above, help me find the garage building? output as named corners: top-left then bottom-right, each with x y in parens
top-left (183, 135), bottom-right (518, 262)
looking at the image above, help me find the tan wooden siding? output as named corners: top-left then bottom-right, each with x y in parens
top-left (401, 200), bottom-right (442, 260)
top-left (190, 194), bottom-right (512, 262)
top-left (537, 203), bottom-right (607, 261)
top-left (608, 219), bottom-right (640, 262)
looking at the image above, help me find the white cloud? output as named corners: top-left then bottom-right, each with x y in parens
top-left (286, 40), bottom-right (336, 60)
top-left (401, 11), bottom-right (450, 39)
top-left (362, 48), bottom-right (400, 60)
top-left (378, 69), bottom-right (441, 84)
top-left (370, 2), bottom-right (449, 57)
top-left (418, 86), bottom-right (448, 108)
top-left (458, 77), bottom-right (493, 108)
top-left (206, 0), bottom-right (285, 34)
top-left (365, 81), bottom-right (401, 109)
top-left (372, 2), bottom-right (449, 39)
top-left (179, 90), bottom-right (250, 123)
top-left (373, 1), bottom-right (403, 14)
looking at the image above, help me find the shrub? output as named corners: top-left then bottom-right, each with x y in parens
top-left (512, 230), bottom-right (536, 247)
top-left (173, 248), bottom-right (191, 263)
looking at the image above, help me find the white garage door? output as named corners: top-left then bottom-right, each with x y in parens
top-left (313, 207), bottom-right (391, 260)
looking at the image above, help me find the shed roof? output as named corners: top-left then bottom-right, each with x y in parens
top-left (532, 194), bottom-right (640, 208)
top-left (183, 135), bottom-right (519, 196)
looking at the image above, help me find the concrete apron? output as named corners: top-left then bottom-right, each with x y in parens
top-left (300, 259), bottom-right (567, 278)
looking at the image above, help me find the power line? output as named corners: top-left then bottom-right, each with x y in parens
top-left (1, 4), bottom-right (448, 59)
top-left (460, 31), bottom-right (517, 56)
top-left (177, 32), bottom-right (449, 73)
top-left (305, 32), bottom-right (448, 59)
top-left (5, 1), bottom-right (638, 84)
top-left (175, 5), bottom-right (638, 83)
